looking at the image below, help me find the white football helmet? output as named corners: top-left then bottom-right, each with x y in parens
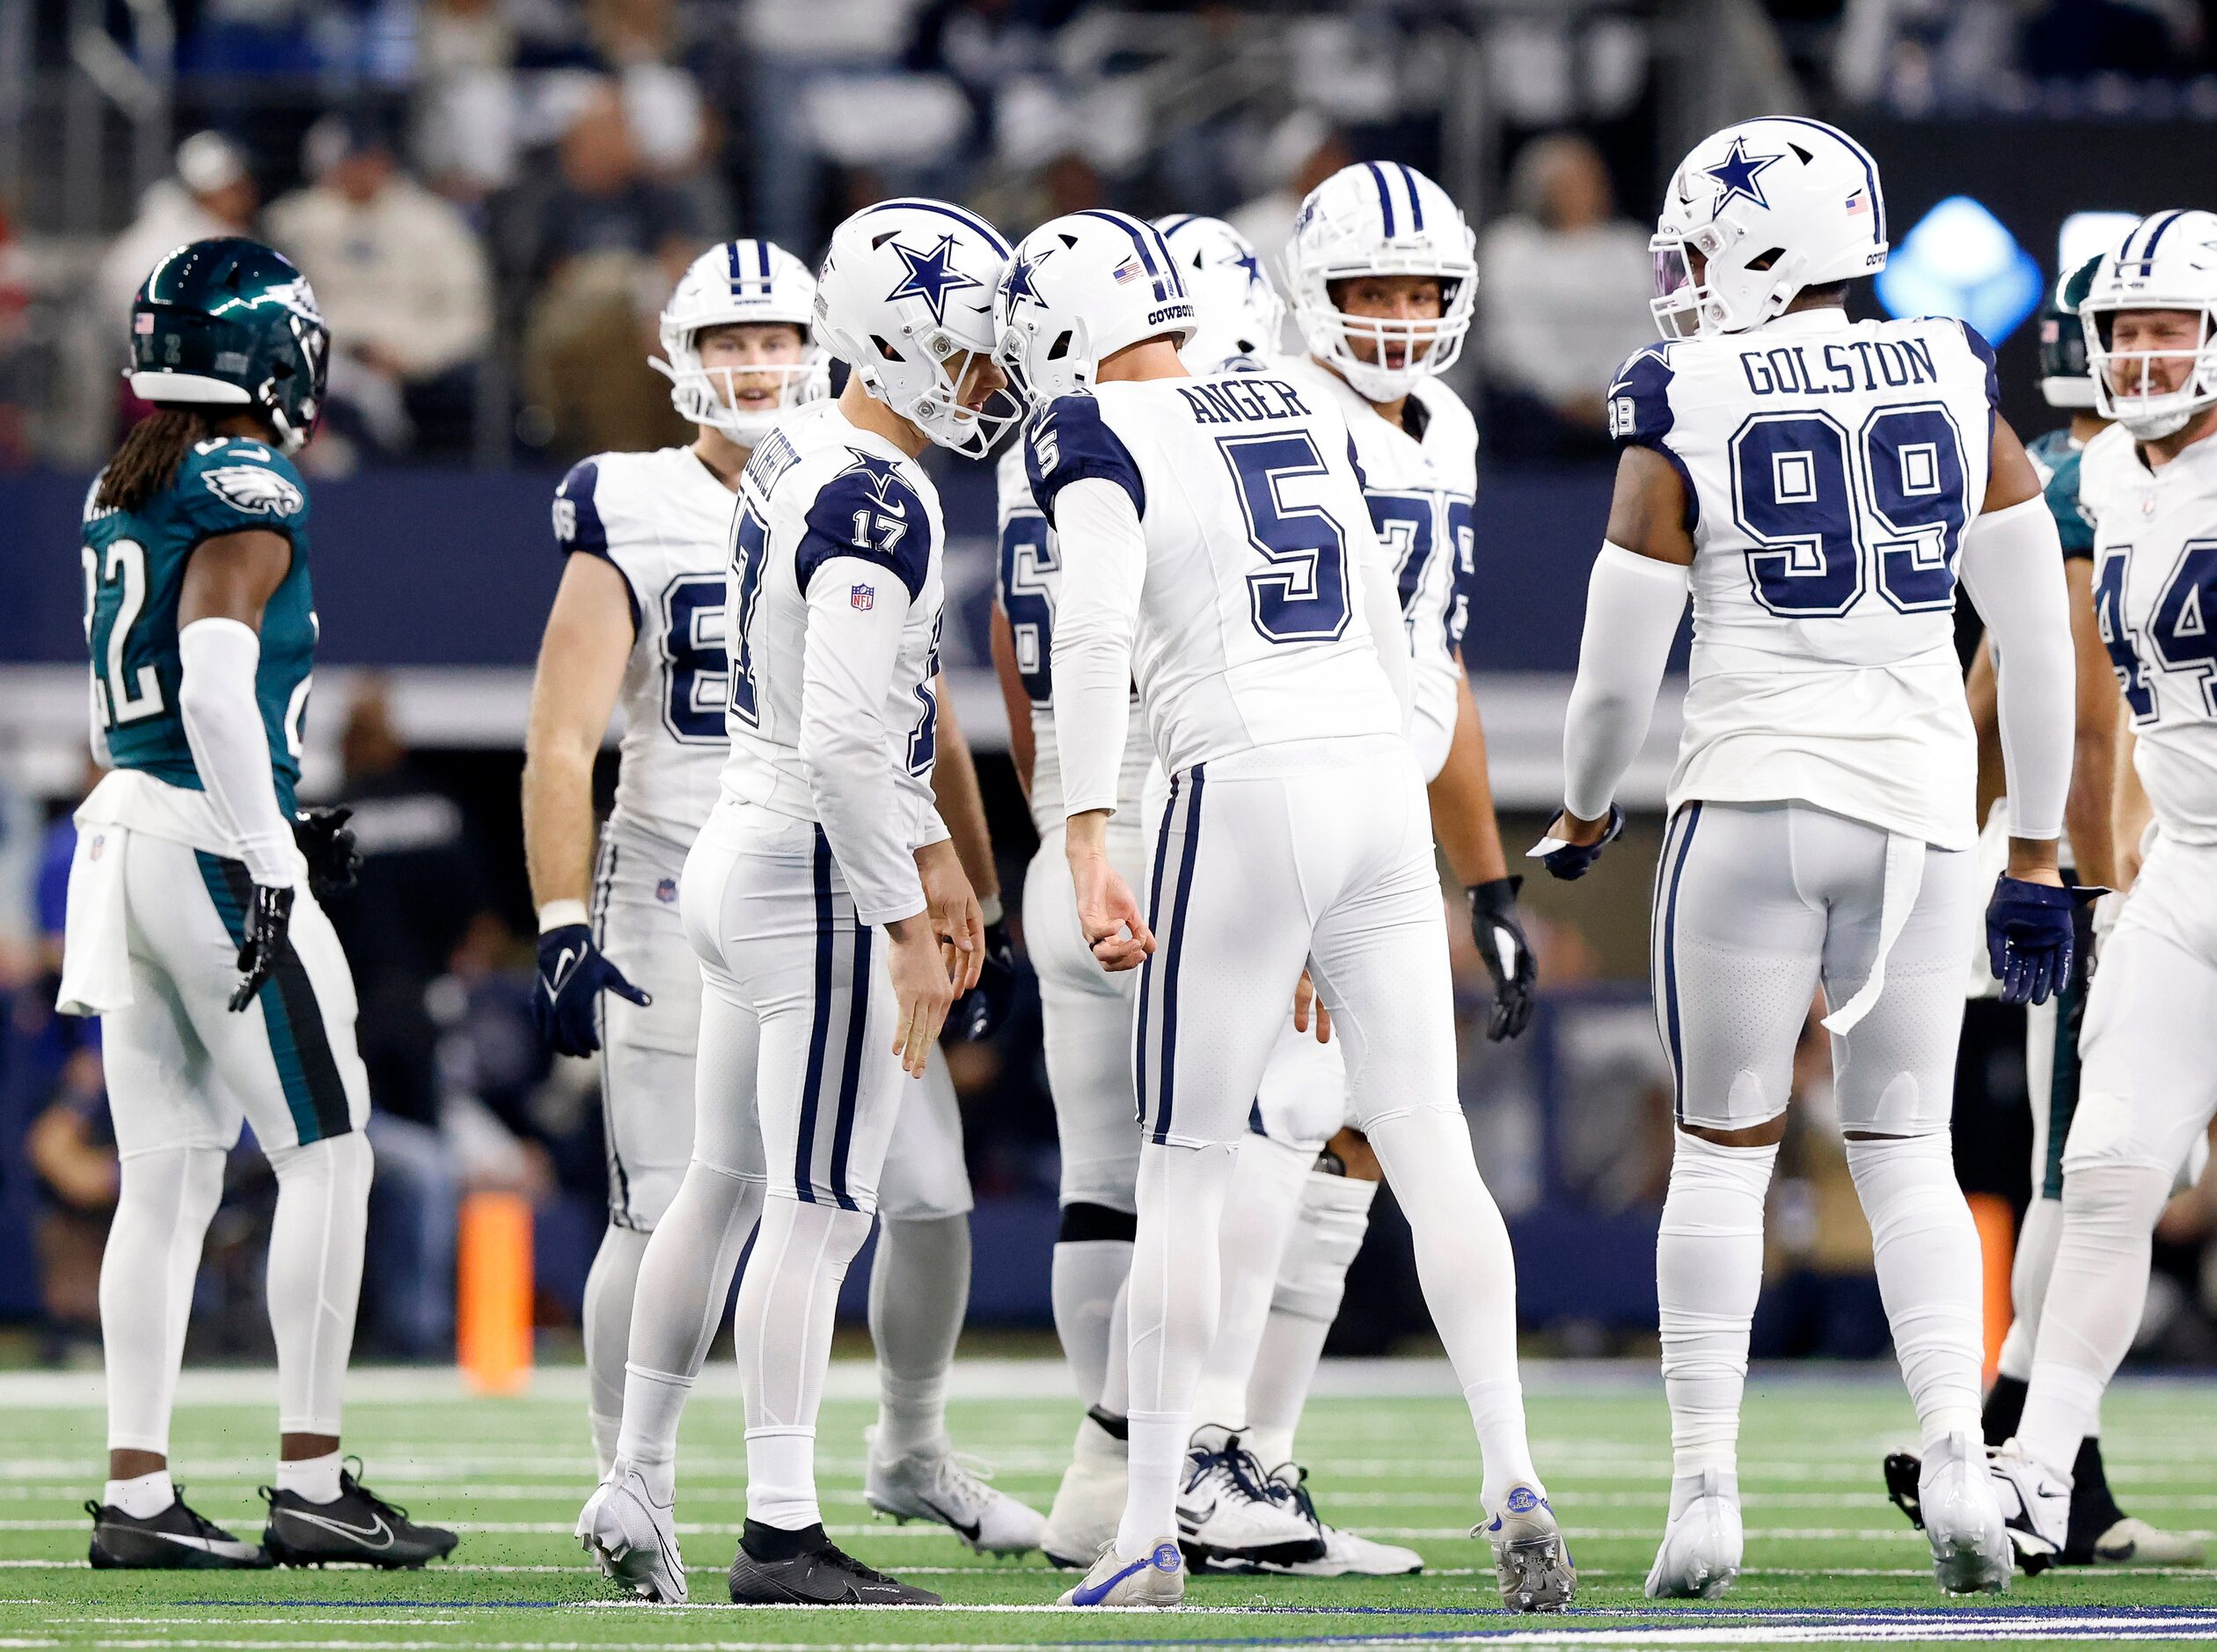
top-left (1286, 161), bottom-right (1475, 401)
top-left (1650, 117), bottom-right (1888, 340)
top-left (813, 197), bottom-right (1018, 457)
top-left (993, 209), bottom-right (1197, 406)
top-left (653, 239), bottom-right (826, 442)
top-left (2080, 209), bottom-right (2217, 441)
top-left (1155, 213), bottom-right (1286, 371)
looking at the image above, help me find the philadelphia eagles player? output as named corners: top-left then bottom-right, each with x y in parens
top-left (63, 238), bottom-right (453, 1569)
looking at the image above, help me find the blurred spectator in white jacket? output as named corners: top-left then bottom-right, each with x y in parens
top-left (267, 112), bottom-right (494, 460)
top-left (98, 133), bottom-right (259, 334)
top-left (1477, 132), bottom-right (1651, 462)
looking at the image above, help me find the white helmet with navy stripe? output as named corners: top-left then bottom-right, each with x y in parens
top-left (654, 238), bottom-right (827, 442)
top-left (814, 197), bottom-right (1019, 457)
top-left (2080, 208), bottom-right (2217, 441)
top-left (1155, 213), bottom-right (1285, 372)
top-left (1650, 117), bottom-right (1888, 340)
top-left (1286, 160), bottom-right (1475, 401)
top-left (993, 209), bottom-right (1198, 406)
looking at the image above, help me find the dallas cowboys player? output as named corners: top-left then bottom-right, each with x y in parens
top-left (577, 199), bottom-right (1016, 1607)
top-left (1993, 210), bottom-right (2217, 1570)
top-left (997, 208), bottom-right (1572, 1612)
top-left (1537, 119), bottom-right (2080, 1598)
top-left (65, 238), bottom-right (453, 1568)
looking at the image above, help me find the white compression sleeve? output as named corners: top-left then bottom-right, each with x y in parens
top-left (799, 556), bottom-right (928, 925)
top-left (177, 617), bottom-right (297, 887)
top-left (1049, 477), bottom-right (1146, 817)
top-left (1561, 544), bottom-right (1688, 822)
top-left (1957, 494), bottom-right (2074, 841)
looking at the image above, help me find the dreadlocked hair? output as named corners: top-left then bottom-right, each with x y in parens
top-left (96, 410), bottom-right (212, 514)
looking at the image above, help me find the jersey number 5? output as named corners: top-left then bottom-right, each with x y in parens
top-left (1218, 431), bottom-right (1350, 645)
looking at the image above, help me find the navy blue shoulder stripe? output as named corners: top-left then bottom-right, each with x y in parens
top-left (1396, 163), bottom-right (1426, 231)
top-left (1364, 161), bottom-right (1397, 238)
top-left (861, 197), bottom-right (1010, 256)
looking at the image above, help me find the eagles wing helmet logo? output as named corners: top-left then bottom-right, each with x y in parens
top-left (887, 233), bottom-right (984, 325)
top-left (1702, 136), bottom-right (1782, 213)
top-left (204, 464), bottom-right (305, 517)
top-left (262, 276), bottom-right (325, 325)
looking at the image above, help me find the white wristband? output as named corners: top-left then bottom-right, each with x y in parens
top-left (538, 898), bottom-right (589, 932)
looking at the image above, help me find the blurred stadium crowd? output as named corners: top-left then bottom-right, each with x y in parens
top-left (4, 0), bottom-right (2217, 1365)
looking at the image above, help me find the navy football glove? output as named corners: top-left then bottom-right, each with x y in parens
top-left (532, 924), bottom-right (650, 1058)
top-left (291, 805), bottom-right (361, 903)
top-left (1985, 876), bottom-right (2102, 1007)
top-left (1467, 877), bottom-right (1538, 1042)
top-left (1530, 804), bottom-right (1624, 882)
top-left (950, 917), bottom-right (1018, 1042)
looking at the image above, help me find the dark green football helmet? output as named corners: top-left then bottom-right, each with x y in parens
top-left (2038, 254), bottom-right (2104, 410)
top-left (128, 237), bottom-right (330, 452)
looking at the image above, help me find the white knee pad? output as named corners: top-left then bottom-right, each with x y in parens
top-left (1269, 1166), bottom-right (1378, 1325)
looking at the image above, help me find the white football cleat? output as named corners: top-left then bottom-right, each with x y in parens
top-left (1256, 1463), bottom-right (1423, 1576)
top-left (1057, 1535), bottom-right (1185, 1607)
top-left (862, 1426), bottom-right (1046, 1556)
top-left (1477, 1483), bottom-right (1575, 1612)
top-left (1643, 1468), bottom-right (1742, 1600)
top-left (1043, 1413), bottom-right (1127, 1568)
top-left (575, 1463), bottom-right (687, 1603)
top-left (1919, 1433), bottom-right (2012, 1595)
top-left (1991, 1440), bottom-right (2070, 1575)
top-left (1176, 1425), bottom-right (1324, 1571)
top-left (2093, 1515), bottom-right (2207, 1566)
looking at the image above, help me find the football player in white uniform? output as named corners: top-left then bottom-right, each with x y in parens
top-left (997, 208), bottom-right (1571, 1612)
top-left (1993, 210), bottom-right (2217, 1570)
top-left (1539, 118), bottom-right (2080, 1599)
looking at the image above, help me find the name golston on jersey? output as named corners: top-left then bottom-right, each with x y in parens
top-left (1025, 372), bottom-right (1401, 788)
top-left (1282, 357), bottom-right (1475, 779)
top-left (994, 442), bottom-right (1156, 838)
top-left (552, 446), bottom-right (738, 852)
top-left (1606, 308), bottom-right (2000, 849)
top-left (2084, 422), bottom-right (2217, 845)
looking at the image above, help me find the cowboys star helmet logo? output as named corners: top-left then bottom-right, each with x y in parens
top-left (1702, 137), bottom-right (1782, 214)
top-left (1001, 250), bottom-right (1047, 310)
top-left (887, 233), bottom-right (984, 325)
top-left (203, 463), bottom-right (305, 517)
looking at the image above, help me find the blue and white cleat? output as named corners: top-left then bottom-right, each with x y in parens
top-left (1057, 1536), bottom-right (1185, 1608)
top-left (1477, 1484), bottom-right (1575, 1612)
top-left (1643, 1468), bottom-right (1742, 1599)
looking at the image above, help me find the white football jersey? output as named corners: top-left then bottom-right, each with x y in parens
top-left (1607, 309), bottom-right (2000, 849)
top-left (1282, 356), bottom-right (1475, 779)
top-left (993, 442), bottom-right (1156, 837)
top-left (1026, 372), bottom-right (1402, 789)
top-left (713, 400), bottom-right (947, 914)
top-left (2084, 422), bottom-right (2217, 844)
top-left (552, 446), bottom-right (736, 852)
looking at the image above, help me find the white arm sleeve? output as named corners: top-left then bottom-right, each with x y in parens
top-left (1350, 508), bottom-right (1414, 727)
top-left (799, 556), bottom-right (929, 925)
top-left (1561, 543), bottom-right (1689, 821)
top-left (177, 617), bottom-right (297, 888)
top-left (1957, 493), bottom-right (2074, 841)
top-left (1050, 477), bottom-right (1146, 817)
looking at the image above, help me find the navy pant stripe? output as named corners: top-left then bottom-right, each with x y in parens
top-left (199, 852), bottom-right (350, 1144)
top-left (1132, 772), bottom-right (1182, 1127)
top-left (794, 828), bottom-right (837, 1202)
top-left (827, 916), bottom-right (872, 1212)
top-left (590, 837), bottom-right (634, 1224)
top-left (1150, 764), bottom-right (1206, 1144)
top-left (1657, 803), bottom-right (1703, 1124)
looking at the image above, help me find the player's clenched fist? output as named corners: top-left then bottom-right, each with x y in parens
top-left (1066, 810), bottom-right (1152, 972)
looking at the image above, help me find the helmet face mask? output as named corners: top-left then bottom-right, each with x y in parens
top-left (2078, 210), bottom-right (2217, 442)
top-left (1288, 163), bottom-right (1474, 402)
top-left (654, 240), bottom-right (827, 442)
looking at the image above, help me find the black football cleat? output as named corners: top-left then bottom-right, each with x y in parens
top-left (261, 1462), bottom-right (457, 1568)
top-left (87, 1493), bottom-right (273, 1569)
top-left (728, 1520), bottom-right (940, 1604)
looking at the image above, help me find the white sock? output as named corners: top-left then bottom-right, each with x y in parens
top-left (583, 1224), bottom-right (653, 1479)
top-left (276, 1450), bottom-right (343, 1504)
top-left (1846, 1132), bottom-right (1984, 1448)
top-left (2017, 1161), bottom-right (2172, 1476)
top-left (105, 1469), bottom-right (175, 1519)
top-left (868, 1214), bottom-right (969, 1459)
top-left (1191, 1133), bottom-right (1313, 1433)
top-left (1117, 1141), bottom-right (1238, 1557)
top-left (1996, 1195), bottom-right (2062, 1384)
top-left (1365, 1110), bottom-right (1537, 1509)
top-left (1657, 1130), bottom-right (1776, 1481)
top-left (734, 1195), bottom-right (873, 1529)
top-left (1246, 1169), bottom-right (1375, 1467)
top-left (615, 1364), bottom-right (692, 1505)
top-left (265, 1134), bottom-right (373, 1439)
top-left (1050, 1233), bottom-right (1133, 1408)
top-left (100, 1146), bottom-right (224, 1456)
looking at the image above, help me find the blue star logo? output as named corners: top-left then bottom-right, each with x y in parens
top-left (1231, 246), bottom-right (1264, 290)
top-left (1702, 137), bottom-right (1782, 213)
top-left (838, 447), bottom-right (907, 505)
top-left (888, 233), bottom-right (984, 325)
top-left (1002, 250), bottom-right (1046, 310)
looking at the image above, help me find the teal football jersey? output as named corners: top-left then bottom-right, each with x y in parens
top-left (81, 435), bottom-right (317, 813)
top-left (2025, 427), bottom-right (2095, 560)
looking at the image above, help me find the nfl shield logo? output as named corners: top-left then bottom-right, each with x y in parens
top-left (655, 877), bottom-right (677, 904)
top-left (851, 583), bottom-right (875, 610)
